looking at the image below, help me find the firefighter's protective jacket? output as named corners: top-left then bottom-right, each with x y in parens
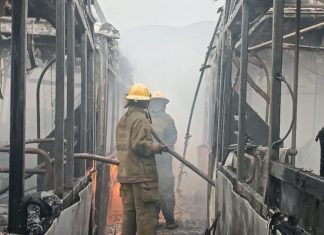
top-left (150, 111), bottom-right (177, 146)
top-left (116, 106), bottom-right (162, 183)
top-left (150, 110), bottom-right (177, 174)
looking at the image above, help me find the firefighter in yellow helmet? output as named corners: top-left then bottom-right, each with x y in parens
top-left (149, 91), bottom-right (178, 229)
top-left (116, 83), bottom-right (167, 235)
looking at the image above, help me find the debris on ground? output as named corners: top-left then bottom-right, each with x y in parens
top-left (106, 192), bottom-right (207, 235)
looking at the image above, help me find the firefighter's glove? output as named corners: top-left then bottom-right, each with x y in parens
top-left (153, 143), bottom-right (164, 154)
top-left (153, 144), bottom-right (170, 154)
top-left (162, 145), bottom-right (171, 152)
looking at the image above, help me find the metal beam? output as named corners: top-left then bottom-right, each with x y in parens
top-left (215, 37), bottom-right (227, 165)
top-left (54, 0), bottom-right (66, 198)
top-left (249, 22), bottom-right (324, 52)
top-left (109, 79), bottom-right (117, 153)
top-left (0, 168), bottom-right (45, 174)
top-left (0, 164), bottom-right (48, 196)
top-left (269, 0), bottom-right (284, 162)
top-left (212, 48), bottom-right (223, 165)
top-left (223, 0), bottom-right (243, 32)
top-left (269, 161), bottom-right (324, 200)
top-left (95, 49), bottom-right (105, 155)
top-left (75, 32), bottom-right (87, 178)
top-left (291, 0), bottom-right (301, 161)
top-left (215, 0), bottom-right (234, 165)
top-left (74, 153), bottom-right (120, 166)
top-left (267, 0), bottom-right (284, 207)
top-left (237, 1), bottom-right (249, 182)
top-left (233, 57), bottom-right (270, 104)
top-left (75, 0), bottom-right (94, 50)
top-left (221, 35), bottom-right (233, 163)
top-left (0, 146), bottom-right (53, 191)
top-left (8, 0), bottom-right (28, 232)
top-left (0, 147), bottom-right (51, 164)
top-left (87, 50), bottom-right (95, 167)
top-left (65, 0), bottom-right (76, 189)
top-left (210, 47), bottom-right (222, 221)
top-left (282, 43), bottom-right (324, 51)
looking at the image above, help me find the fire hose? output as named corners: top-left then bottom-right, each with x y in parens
top-left (151, 127), bottom-right (215, 187)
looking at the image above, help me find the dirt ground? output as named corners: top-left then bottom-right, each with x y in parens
top-left (106, 190), bottom-right (208, 235)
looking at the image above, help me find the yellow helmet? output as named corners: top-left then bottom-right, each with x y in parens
top-left (125, 83), bottom-right (151, 101)
top-left (151, 91), bottom-right (169, 103)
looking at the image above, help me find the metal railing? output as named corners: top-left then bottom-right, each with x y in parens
top-left (0, 147), bottom-right (120, 196)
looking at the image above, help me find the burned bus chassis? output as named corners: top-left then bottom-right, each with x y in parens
top-left (205, 1), bottom-right (324, 234)
top-left (0, 0), bottom-right (131, 234)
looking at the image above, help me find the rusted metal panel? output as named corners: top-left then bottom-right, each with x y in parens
top-left (281, 183), bottom-right (324, 235)
top-left (94, 22), bottom-right (120, 39)
top-left (220, 35), bottom-right (233, 164)
top-left (27, 0), bottom-right (95, 50)
top-left (219, 164), bottom-right (268, 218)
top-left (215, 171), bottom-right (268, 235)
top-left (229, 92), bottom-right (269, 147)
top-left (0, 17), bottom-right (56, 36)
top-left (215, 34), bottom-right (227, 165)
top-left (0, 16), bottom-right (120, 39)
top-left (45, 182), bottom-right (93, 235)
top-left (269, 160), bottom-right (324, 200)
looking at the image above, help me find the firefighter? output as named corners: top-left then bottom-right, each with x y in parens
top-left (149, 91), bottom-right (178, 229)
top-left (116, 83), bottom-right (167, 235)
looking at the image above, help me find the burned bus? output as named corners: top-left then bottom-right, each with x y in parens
top-left (203, 0), bottom-right (324, 234)
top-left (0, 0), bottom-right (131, 234)
top-left (2, 0), bottom-right (324, 234)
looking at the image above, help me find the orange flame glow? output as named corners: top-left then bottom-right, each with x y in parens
top-left (107, 165), bottom-right (123, 224)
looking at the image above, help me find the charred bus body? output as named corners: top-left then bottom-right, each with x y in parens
top-left (1, 0), bottom-right (324, 234)
top-left (0, 0), bottom-right (131, 234)
top-left (204, 0), bottom-right (324, 234)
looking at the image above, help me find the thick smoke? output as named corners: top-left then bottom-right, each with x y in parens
top-left (118, 21), bottom-right (216, 220)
